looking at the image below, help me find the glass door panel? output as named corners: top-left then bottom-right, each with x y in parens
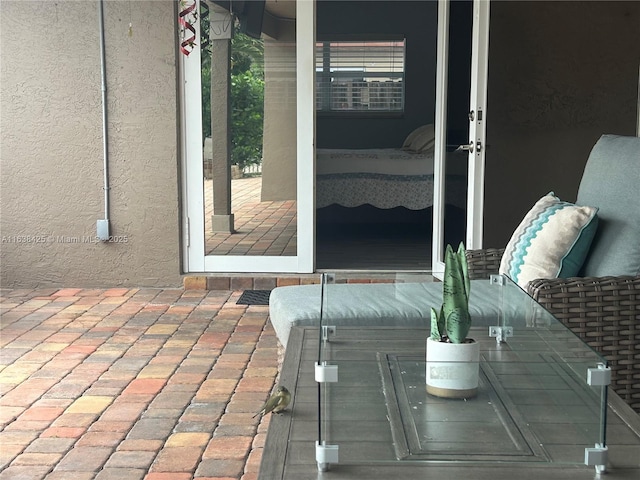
top-left (182, 0), bottom-right (313, 273)
top-left (432, 0), bottom-right (489, 273)
top-left (443, 0), bottom-right (472, 250)
top-left (314, 0), bottom-right (438, 271)
top-left (202, 2), bottom-right (297, 258)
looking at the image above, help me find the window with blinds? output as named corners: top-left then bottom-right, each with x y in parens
top-left (315, 39), bottom-right (406, 113)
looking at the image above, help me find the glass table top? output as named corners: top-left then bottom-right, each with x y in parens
top-left (314, 273), bottom-right (614, 470)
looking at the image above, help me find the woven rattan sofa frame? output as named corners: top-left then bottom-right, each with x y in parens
top-left (466, 248), bottom-right (640, 414)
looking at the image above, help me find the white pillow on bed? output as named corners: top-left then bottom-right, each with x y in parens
top-left (401, 125), bottom-right (426, 148)
top-left (402, 124), bottom-right (435, 153)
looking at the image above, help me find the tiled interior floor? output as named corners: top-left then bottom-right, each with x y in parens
top-left (316, 222), bottom-right (433, 270)
top-left (0, 287), bottom-right (278, 480)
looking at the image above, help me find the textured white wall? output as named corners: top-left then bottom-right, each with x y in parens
top-left (0, 1), bottom-right (182, 287)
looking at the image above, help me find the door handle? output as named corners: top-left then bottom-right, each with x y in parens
top-left (457, 141), bottom-right (482, 154)
top-left (458, 142), bottom-right (474, 154)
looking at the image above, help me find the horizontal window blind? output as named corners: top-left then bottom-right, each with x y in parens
top-left (316, 40), bottom-right (406, 113)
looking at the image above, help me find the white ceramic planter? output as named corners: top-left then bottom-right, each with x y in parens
top-left (425, 336), bottom-right (480, 398)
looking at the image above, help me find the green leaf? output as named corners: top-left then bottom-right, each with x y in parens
top-left (445, 308), bottom-right (471, 344)
top-left (430, 306), bottom-right (445, 341)
top-left (437, 242), bottom-right (472, 343)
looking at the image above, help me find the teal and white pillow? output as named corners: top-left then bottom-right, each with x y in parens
top-left (499, 192), bottom-right (599, 288)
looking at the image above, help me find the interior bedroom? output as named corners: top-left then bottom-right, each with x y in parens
top-left (315, 0), bottom-right (473, 270)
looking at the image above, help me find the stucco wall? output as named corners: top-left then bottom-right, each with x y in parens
top-left (484, 1), bottom-right (640, 247)
top-left (0, 0), bottom-right (182, 288)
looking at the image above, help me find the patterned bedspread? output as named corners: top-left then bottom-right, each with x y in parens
top-left (316, 148), bottom-right (434, 176)
top-left (316, 148), bottom-right (467, 210)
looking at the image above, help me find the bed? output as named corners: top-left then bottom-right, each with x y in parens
top-left (316, 147), bottom-right (468, 210)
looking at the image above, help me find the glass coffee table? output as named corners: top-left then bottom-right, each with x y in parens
top-left (313, 273), bottom-right (639, 474)
top-left (259, 272), bottom-right (640, 480)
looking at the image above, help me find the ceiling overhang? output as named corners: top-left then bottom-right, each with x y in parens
top-left (209, 0), bottom-right (296, 20)
top-left (209, 0), bottom-right (296, 40)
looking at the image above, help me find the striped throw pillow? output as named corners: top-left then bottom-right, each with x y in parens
top-left (499, 192), bottom-right (599, 288)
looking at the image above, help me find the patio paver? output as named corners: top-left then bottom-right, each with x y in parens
top-left (0, 287), bottom-right (279, 479)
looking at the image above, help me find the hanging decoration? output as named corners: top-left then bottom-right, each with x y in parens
top-left (178, 0), bottom-right (198, 56)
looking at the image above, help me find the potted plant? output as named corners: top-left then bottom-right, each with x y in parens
top-left (426, 242), bottom-right (480, 398)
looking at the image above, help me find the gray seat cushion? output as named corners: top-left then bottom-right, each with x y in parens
top-left (577, 135), bottom-right (640, 277)
top-left (269, 279), bottom-right (531, 347)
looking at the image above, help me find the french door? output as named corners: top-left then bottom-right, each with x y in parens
top-left (432, 0), bottom-right (490, 273)
top-left (181, 0), bottom-right (488, 274)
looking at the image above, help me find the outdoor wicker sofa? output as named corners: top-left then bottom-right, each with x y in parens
top-left (467, 134), bottom-right (640, 413)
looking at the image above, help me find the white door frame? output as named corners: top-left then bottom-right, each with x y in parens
top-left (466, 0), bottom-right (490, 250)
top-left (180, 0), bottom-right (315, 273)
top-left (431, 0), bottom-right (450, 276)
top-left (432, 0), bottom-right (490, 274)
top-left (180, 8), bottom-right (204, 273)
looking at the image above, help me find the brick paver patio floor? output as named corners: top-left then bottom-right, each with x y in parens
top-left (205, 177), bottom-right (297, 256)
top-left (0, 287), bottom-right (279, 480)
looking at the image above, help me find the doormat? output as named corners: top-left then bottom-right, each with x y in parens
top-left (236, 290), bottom-right (271, 306)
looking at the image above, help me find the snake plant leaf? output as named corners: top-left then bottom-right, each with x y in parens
top-left (445, 308), bottom-right (472, 344)
top-left (457, 242), bottom-right (470, 303)
top-left (430, 306), bottom-right (445, 341)
top-left (436, 242), bottom-right (472, 343)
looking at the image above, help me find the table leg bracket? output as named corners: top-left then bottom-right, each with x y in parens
top-left (585, 443), bottom-right (608, 474)
top-left (489, 326), bottom-right (513, 343)
top-left (316, 441), bottom-right (339, 471)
